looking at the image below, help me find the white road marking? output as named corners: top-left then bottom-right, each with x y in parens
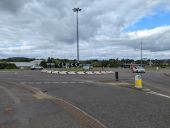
top-left (45, 82), bottom-right (51, 84)
top-left (20, 81), bottom-right (87, 85)
top-left (61, 82), bottom-right (68, 84)
top-left (147, 91), bottom-right (170, 99)
top-left (70, 82), bottom-right (76, 83)
top-left (142, 88), bottom-right (151, 91)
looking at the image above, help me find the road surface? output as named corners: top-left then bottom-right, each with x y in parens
top-left (0, 69), bottom-right (169, 128)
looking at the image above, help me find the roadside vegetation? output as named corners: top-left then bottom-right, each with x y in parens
top-left (1, 57), bottom-right (170, 70)
top-left (0, 62), bottom-right (17, 69)
top-left (40, 57), bottom-right (170, 68)
top-left (0, 57), bottom-right (35, 62)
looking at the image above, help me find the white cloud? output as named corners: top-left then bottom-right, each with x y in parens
top-left (127, 26), bottom-right (170, 39)
top-left (0, 0), bottom-right (170, 59)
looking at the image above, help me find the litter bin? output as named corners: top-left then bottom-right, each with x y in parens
top-left (135, 75), bottom-right (142, 88)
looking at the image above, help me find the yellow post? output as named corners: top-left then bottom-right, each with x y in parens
top-left (135, 75), bottom-right (142, 88)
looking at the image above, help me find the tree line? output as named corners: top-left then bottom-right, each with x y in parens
top-left (40, 57), bottom-right (170, 68)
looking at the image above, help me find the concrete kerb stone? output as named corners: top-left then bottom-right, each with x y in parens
top-left (85, 71), bottom-right (93, 74)
top-left (105, 71), bottom-right (114, 74)
top-left (58, 71), bottom-right (68, 74)
top-left (77, 71), bottom-right (85, 74)
top-left (22, 85), bottom-right (108, 128)
top-left (52, 71), bottom-right (59, 74)
top-left (46, 70), bottom-right (53, 74)
top-left (67, 71), bottom-right (76, 74)
top-left (41, 70), bottom-right (48, 73)
top-left (101, 71), bottom-right (107, 74)
top-left (93, 71), bottom-right (101, 74)
top-left (42, 70), bottom-right (115, 75)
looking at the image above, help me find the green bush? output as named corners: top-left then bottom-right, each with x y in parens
top-left (0, 62), bottom-right (17, 69)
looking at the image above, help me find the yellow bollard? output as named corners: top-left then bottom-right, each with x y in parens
top-left (135, 75), bottom-right (142, 89)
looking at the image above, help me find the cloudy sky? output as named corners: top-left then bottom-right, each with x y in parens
top-left (0, 0), bottom-right (170, 60)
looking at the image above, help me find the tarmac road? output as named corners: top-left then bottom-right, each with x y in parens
top-left (115, 68), bottom-right (170, 95)
top-left (0, 69), bottom-right (169, 128)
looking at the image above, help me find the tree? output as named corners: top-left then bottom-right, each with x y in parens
top-left (40, 60), bottom-right (47, 68)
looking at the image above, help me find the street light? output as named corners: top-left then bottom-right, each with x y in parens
top-left (141, 41), bottom-right (143, 67)
top-left (73, 8), bottom-right (81, 63)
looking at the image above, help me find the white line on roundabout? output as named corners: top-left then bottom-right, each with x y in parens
top-left (147, 91), bottom-right (170, 99)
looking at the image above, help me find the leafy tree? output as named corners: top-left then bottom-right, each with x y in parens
top-left (40, 60), bottom-right (47, 68)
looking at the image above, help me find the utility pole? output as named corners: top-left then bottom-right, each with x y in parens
top-left (73, 8), bottom-right (81, 63)
top-left (141, 41), bottom-right (143, 67)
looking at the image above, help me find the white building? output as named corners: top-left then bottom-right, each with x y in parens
top-left (10, 60), bottom-right (43, 69)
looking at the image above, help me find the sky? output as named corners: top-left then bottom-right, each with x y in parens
top-left (0, 0), bottom-right (170, 60)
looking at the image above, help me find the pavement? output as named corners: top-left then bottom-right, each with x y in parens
top-left (0, 68), bottom-right (170, 128)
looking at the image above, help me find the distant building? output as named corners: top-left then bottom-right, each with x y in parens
top-left (10, 60), bottom-right (43, 69)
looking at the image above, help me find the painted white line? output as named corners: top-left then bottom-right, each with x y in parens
top-left (147, 91), bottom-right (170, 99)
top-left (54, 82), bottom-right (59, 84)
top-left (142, 88), bottom-right (151, 91)
top-left (61, 82), bottom-right (68, 84)
top-left (70, 82), bottom-right (76, 84)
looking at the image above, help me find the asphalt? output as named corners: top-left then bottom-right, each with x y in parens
top-left (0, 69), bottom-right (170, 128)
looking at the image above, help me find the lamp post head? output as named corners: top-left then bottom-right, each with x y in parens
top-left (73, 8), bottom-right (82, 12)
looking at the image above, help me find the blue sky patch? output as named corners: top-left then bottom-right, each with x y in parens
top-left (124, 10), bottom-right (170, 32)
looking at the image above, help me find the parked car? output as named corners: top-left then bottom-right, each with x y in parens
top-left (132, 66), bottom-right (145, 73)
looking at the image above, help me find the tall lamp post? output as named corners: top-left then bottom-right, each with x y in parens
top-left (141, 41), bottom-right (143, 67)
top-left (73, 8), bottom-right (81, 63)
